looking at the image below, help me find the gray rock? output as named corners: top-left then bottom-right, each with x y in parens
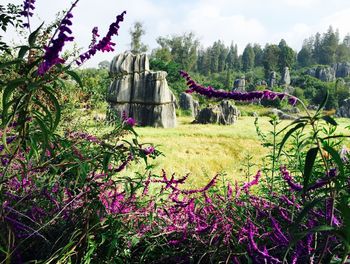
top-left (195, 100), bottom-right (239, 125)
top-left (333, 62), bottom-right (350, 78)
top-left (268, 71), bottom-right (276, 88)
top-left (336, 98), bottom-right (350, 117)
top-left (110, 52), bottom-right (149, 75)
top-left (233, 76), bottom-right (245, 91)
top-left (269, 108), bottom-right (296, 120)
top-left (317, 67), bottom-right (336, 82)
top-left (107, 52), bottom-right (176, 128)
top-left (280, 67), bottom-right (291, 86)
top-left (307, 104), bottom-right (318, 111)
top-left (179, 92), bottom-right (199, 117)
top-left (281, 107), bottom-right (300, 114)
top-left (305, 66), bottom-right (336, 82)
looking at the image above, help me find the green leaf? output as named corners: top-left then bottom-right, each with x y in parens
top-left (0, 59), bottom-right (23, 69)
top-left (316, 91), bottom-right (329, 114)
top-left (42, 86), bottom-right (61, 131)
top-left (322, 142), bottom-right (345, 183)
top-left (17, 45), bottom-right (30, 59)
top-left (32, 99), bottom-right (53, 129)
top-left (277, 122), bottom-right (305, 158)
top-left (28, 22), bottom-right (44, 47)
top-left (33, 114), bottom-right (50, 149)
top-left (66, 70), bottom-right (83, 87)
top-left (2, 78), bottom-right (26, 120)
top-left (321, 115), bottom-right (338, 126)
top-left (303, 147), bottom-right (318, 191)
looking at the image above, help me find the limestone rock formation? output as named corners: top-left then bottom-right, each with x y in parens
top-left (107, 52), bottom-right (176, 128)
top-left (336, 98), bottom-right (350, 118)
top-left (179, 92), bottom-right (199, 117)
top-left (233, 76), bottom-right (245, 91)
top-left (280, 67), bottom-right (291, 86)
top-left (333, 62), bottom-right (350, 78)
top-left (195, 100), bottom-right (239, 125)
top-left (268, 71), bottom-right (276, 88)
top-left (305, 66), bottom-right (336, 82)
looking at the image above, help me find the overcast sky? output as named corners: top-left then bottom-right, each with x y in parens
top-left (5, 0), bottom-right (350, 67)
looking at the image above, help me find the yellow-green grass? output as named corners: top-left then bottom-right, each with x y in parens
top-left (129, 116), bottom-right (282, 186)
top-left (131, 116), bottom-right (350, 187)
top-left (64, 107), bottom-right (350, 188)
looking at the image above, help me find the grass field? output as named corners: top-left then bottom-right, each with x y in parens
top-left (67, 106), bottom-right (350, 188)
top-left (133, 116), bottom-right (272, 184)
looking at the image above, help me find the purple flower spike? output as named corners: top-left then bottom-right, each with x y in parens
top-left (76, 11), bottom-right (126, 65)
top-left (20, 0), bottom-right (36, 28)
top-left (280, 166), bottom-right (302, 192)
top-left (38, 8), bottom-right (76, 75)
top-left (242, 170), bottom-right (262, 192)
top-left (288, 96), bottom-right (298, 106)
top-left (180, 70), bottom-right (296, 106)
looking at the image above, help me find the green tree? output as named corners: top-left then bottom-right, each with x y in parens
top-left (242, 43), bottom-right (255, 71)
top-left (278, 39), bottom-right (296, 72)
top-left (225, 42), bottom-right (238, 70)
top-left (153, 33), bottom-right (199, 71)
top-left (253, 43), bottom-right (263, 67)
top-left (319, 26), bottom-right (339, 64)
top-left (262, 44), bottom-right (280, 78)
top-left (297, 38), bottom-right (314, 67)
top-left (98, 60), bottom-right (110, 69)
top-left (313, 32), bottom-right (322, 63)
top-left (129, 21), bottom-right (148, 54)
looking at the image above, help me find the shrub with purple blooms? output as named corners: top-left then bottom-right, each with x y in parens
top-left (1, 1), bottom-right (350, 264)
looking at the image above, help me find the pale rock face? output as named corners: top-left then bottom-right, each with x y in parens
top-left (333, 62), bottom-right (350, 78)
top-left (305, 66), bottom-right (336, 82)
top-left (195, 100), bottom-right (239, 125)
top-left (280, 67), bottom-right (291, 86)
top-left (179, 92), bottom-right (199, 117)
top-left (269, 71), bottom-right (276, 88)
top-left (107, 52), bottom-right (176, 128)
top-left (336, 98), bottom-right (350, 118)
top-left (233, 77), bottom-right (245, 91)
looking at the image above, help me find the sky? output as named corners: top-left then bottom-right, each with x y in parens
top-left (4, 0), bottom-right (350, 67)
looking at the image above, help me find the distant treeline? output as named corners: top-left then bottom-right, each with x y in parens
top-left (149, 26), bottom-right (350, 78)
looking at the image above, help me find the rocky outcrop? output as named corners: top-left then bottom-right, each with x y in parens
top-left (233, 76), bottom-right (245, 91)
top-left (336, 98), bottom-right (350, 118)
top-left (305, 63), bottom-right (350, 82)
top-left (333, 62), bottom-right (350, 78)
top-left (195, 100), bottom-right (239, 125)
top-left (107, 52), bottom-right (176, 128)
top-left (269, 108), bottom-right (296, 120)
top-left (305, 66), bottom-right (336, 82)
top-left (179, 92), bottom-right (199, 117)
top-left (268, 71), bottom-right (276, 88)
top-left (280, 67), bottom-right (291, 86)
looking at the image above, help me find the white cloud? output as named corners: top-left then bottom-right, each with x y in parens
top-left (321, 8), bottom-right (350, 38)
top-left (283, 0), bottom-right (320, 8)
top-left (271, 23), bottom-right (313, 50)
top-left (181, 4), bottom-right (267, 51)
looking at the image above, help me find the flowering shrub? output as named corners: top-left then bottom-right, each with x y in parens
top-left (1, 1), bottom-right (350, 263)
